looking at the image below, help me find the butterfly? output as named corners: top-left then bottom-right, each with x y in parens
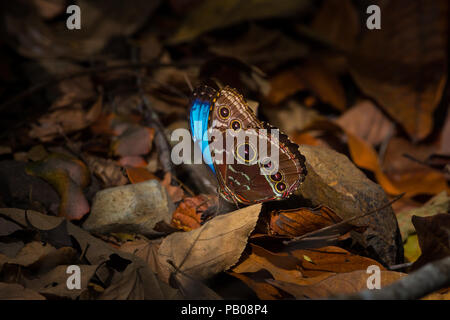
top-left (189, 84), bottom-right (306, 205)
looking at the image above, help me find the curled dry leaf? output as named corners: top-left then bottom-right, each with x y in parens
top-left (25, 153), bottom-right (90, 220)
top-left (111, 126), bottom-right (155, 157)
top-left (397, 191), bottom-right (450, 241)
top-left (268, 270), bottom-right (405, 299)
top-left (29, 95), bottom-right (102, 142)
top-left (171, 194), bottom-right (219, 231)
top-left (268, 206), bottom-right (342, 238)
top-left (349, 0), bottom-right (448, 140)
top-left (84, 154), bottom-right (128, 188)
top-left (0, 283), bottom-right (45, 300)
top-left (0, 208), bottom-right (180, 300)
top-left (302, 119), bottom-right (449, 198)
top-left (267, 60), bottom-right (346, 111)
top-left (161, 172), bottom-right (184, 203)
top-left (336, 100), bottom-right (395, 146)
top-left (169, 0), bottom-right (312, 44)
top-left (157, 204), bottom-right (262, 283)
top-left (411, 213), bottom-right (450, 270)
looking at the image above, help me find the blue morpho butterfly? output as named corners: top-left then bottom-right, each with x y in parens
top-left (189, 85), bottom-right (306, 205)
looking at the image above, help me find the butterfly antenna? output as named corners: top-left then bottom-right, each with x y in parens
top-left (183, 72), bottom-right (194, 92)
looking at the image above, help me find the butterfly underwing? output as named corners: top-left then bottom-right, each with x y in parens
top-left (189, 85), bottom-right (306, 205)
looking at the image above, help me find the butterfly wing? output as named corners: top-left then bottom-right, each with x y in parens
top-left (211, 126), bottom-right (306, 204)
top-left (188, 85), bottom-right (219, 173)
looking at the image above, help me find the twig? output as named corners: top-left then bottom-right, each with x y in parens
top-left (337, 256), bottom-right (450, 299)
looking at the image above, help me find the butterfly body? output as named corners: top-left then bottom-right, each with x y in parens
top-left (189, 85), bottom-right (306, 205)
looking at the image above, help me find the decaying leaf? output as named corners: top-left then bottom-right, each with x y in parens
top-left (336, 100), bottom-right (395, 146)
top-left (268, 270), bottom-right (405, 299)
top-left (267, 60), bottom-right (346, 111)
top-left (411, 213), bottom-right (450, 270)
top-left (169, 0), bottom-right (312, 44)
top-left (269, 206), bottom-right (342, 238)
top-left (157, 204), bottom-right (262, 282)
top-left (111, 126), bottom-right (155, 157)
top-left (171, 194), bottom-right (217, 231)
top-left (29, 95), bottom-right (102, 142)
top-left (397, 191), bottom-right (450, 241)
top-left (0, 283), bottom-right (45, 300)
top-left (0, 208), bottom-right (181, 299)
top-left (349, 0), bottom-right (448, 140)
top-left (25, 153), bottom-right (90, 220)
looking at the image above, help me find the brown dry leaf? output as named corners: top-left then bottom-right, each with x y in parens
top-left (0, 283), bottom-right (45, 300)
top-left (0, 208), bottom-right (180, 299)
top-left (161, 172), bottom-right (184, 203)
top-left (229, 271), bottom-right (285, 300)
top-left (125, 167), bottom-right (157, 184)
top-left (209, 25), bottom-right (309, 71)
top-left (309, 0), bottom-right (358, 52)
top-left (268, 270), bottom-right (405, 299)
top-left (171, 195), bottom-right (217, 231)
top-left (232, 244), bottom-right (303, 284)
top-left (303, 119), bottom-right (449, 198)
top-left (439, 109), bottom-right (450, 155)
top-left (84, 154), bottom-right (128, 187)
top-left (29, 95), bottom-right (102, 142)
top-left (169, 0), bottom-right (312, 44)
top-left (285, 246), bottom-right (385, 278)
top-left (267, 61), bottom-right (346, 111)
top-left (349, 0), bottom-right (448, 140)
top-left (336, 100), bottom-right (395, 146)
top-left (411, 213), bottom-right (450, 270)
top-left (111, 126), bottom-right (155, 157)
top-left (397, 191), bottom-right (450, 241)
top-left (422, 287), bottom-right (450, 300)
top-left (25, 153), bottom-right (90, 220)
top-left (346, 132), bottom-right (449, 197)
top-left (156, 204), bottom-right (262, 283)
top-left (0, 241), bottom-right (56, 268)
top-left (269, 206), bottom-right (341, 238)
top-left (118, 156), bottom-right (148, 168)
top-left (3, 0), bottom-right (160, 60)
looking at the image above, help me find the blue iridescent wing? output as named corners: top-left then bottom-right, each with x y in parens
top-left (188, 86), bottom-right (219, 174)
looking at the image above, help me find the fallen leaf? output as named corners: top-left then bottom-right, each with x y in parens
top-left (0, 283), bottom-right (45, 300)
top-left (349, 0), bottom-right (448, 140)
top-left (84, 154), bottom-right (129, 188)
top-left (161, 172), bottom-right (184, 203)
top-left (268, 270), bottom-right (405, 299)
top-left (29, 95), bottom-right (102, 142)
top-left (309, 0), bottom-right (358, 52)
top-left (169, 0), bottom-right (312, 44)
top-left (111, 126), bottom-right (155, 157)
top-left (397, 191), bottom-right (450, 241)
top-left (269, 206), bottom-right (342, 238)
top-left (171, 195), bottom-right (217, 231)
top-left (25, 153), bottom-right (90, 220)
top-left (336, 100), bottom-right (395, 146)
top-left (267, 61), bottom-right (346, 111)
top-left (411, 213), bottom-right (450, 270)
top-left (125, 167), bottom-right (157, 184)
top-left (157, 204), bottom-right (262, 282)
